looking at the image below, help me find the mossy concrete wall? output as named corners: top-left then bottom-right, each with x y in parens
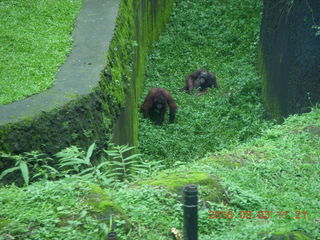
top-left (104, 0), bottom-right (177, 149)
top-left (0, 0), bottom-right (120, 171)
top-left (0, 0), bottom-right (177, 169)
top-left (259, 0), bottom-right (320, 121)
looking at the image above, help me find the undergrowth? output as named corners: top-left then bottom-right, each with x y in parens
top-left (0, 0), bottom-right (83, 106)
top-left (1, 0), bottom-right (319, 239)
top-left (1, 107), bottom-right (319, 239)
top-left (138, 0), bottom-right (272, 167)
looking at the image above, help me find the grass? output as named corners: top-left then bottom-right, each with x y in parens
top-left (1, 0), bottom-right (319, 239)
top-left (0, 0), bottom-right (83, 106)
top-left (0, 107), bottom-right (319, 239)
top-left (0, 178), bottom-right (113, 239)
top-left (138, 0), bottom-right (273, 167)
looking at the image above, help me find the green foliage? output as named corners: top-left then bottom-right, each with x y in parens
top-left (0, 179), bottom-right (114, 239)
top-left (0, 0), bottom-right (83, 105)
top-left (1, 110), bottom-right (319, 239)
top-left (104, 144), bottom-right (143, 182)
top-left (55, 143), bottom-right (113, 185)
top-left (113, 108), bottom-right (320, 239)
top-left (0, 143), bottom-right (148, 186)
top-left (0, 151), bottom-right (59, 185)
top-left (1, 0), bottom-right (319, 239)
top-left (0, 154), bottom-right (29, 185)
top-left (138, 0), bottom-right (272, 168)
top-left (113, 185), bottom-right (182, 239)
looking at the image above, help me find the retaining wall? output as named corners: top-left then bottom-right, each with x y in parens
top-left (0, 0), bottom-right (177, 169)
top-left (259, 0), bottom-right (320, 121)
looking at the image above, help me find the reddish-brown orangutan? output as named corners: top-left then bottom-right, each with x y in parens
top-left (140, 88), bottom-right (177, 125)
top-left (181, 69), bottom-right (218, 94)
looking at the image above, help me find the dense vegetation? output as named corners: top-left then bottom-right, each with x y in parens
top-left (1, 0), bottom-right (319, 239)
top-left (0, 0), bottom-right (83, 106)
top-left (138, 0), bottom-right (272, 167)
top-left (1, 107), bottom-right (319, 239)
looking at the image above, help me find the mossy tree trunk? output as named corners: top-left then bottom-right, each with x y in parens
top-left (260, 0), bottom-right (320, 121)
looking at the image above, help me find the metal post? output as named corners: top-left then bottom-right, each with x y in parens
top-left (183, 184), bottom-right (198, 240)
top-left (107, 231), bottom-right (117, 240)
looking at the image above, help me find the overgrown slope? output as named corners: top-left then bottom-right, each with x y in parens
top-left (1, 0), bottom-right (319, 239)
top-left (1, 107), bottom-right (319, 239)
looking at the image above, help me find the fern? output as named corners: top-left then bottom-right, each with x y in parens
top-left (104, 145), bottom-right (143, 182)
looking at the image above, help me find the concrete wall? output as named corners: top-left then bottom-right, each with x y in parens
top-left (259, 0), bottom-right (320, 121)
top-left (109, 0), bottom-right (177, 149)
top-left (0, 0), bottom-right (177, 169)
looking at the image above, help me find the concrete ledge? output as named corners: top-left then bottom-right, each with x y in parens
top-left (0, 0), bottom-right (119, 124)
top-left (0, 0), bottom-right (120, 167)
top-left (0, 0), bottom-right (177, 171)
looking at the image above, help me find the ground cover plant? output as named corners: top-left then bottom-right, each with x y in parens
top-left (1, 0), bottom-right (319, 239)
top-left (1, 107), bottom-right (319, 239)
top-left (0, 0), bottom-right (83, 106)
top-left (138, 0), bottom-right (273, 167)
top-left (107, 108), bottom-right (319, 240)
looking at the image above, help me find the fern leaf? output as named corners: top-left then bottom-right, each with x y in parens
top-left (85, 143), bottom-right (96, 163)
top-left (19, 161), bottom-right (29, 185)
top-left (123, 154), bottom-right (142, 161)
top-left (0, 166), bottom-right (20, 179)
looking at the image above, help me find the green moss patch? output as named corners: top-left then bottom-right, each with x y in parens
top-left (84, 184), bottom-right (131, 232)
top-left (260, 231), bottom-right (313, 240)
top-left (140, 170), bottom-right (225, 202)
top-left (86, 184), bottom-right (128, 220)
top-left (200, 153), bottom-right (247, 169)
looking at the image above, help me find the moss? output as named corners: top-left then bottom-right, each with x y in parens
top-left (258, 44), bottom-right (282, 122)
top-left (140, 170), bottom-right (225, 202)
top-left (200, 154), bottom-right (246, 169)
top-left (86, 184), bottom-right (123, 214)
top-left (0, 217), bottom-right (11, 230)
top-left (102, 0), bottom-right (178, 150)
top-left (303, 125), bottom-right (320, 137)
top-left (260, 231), bottom-right (313, 240)
top-left (84, 184), bottom-right (131, 231)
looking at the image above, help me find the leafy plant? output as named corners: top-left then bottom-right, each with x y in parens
top-left (104, 144), bottom-right (143, 182)
top-left (55, 143), bottom-right (113, 185)
top-left (0, 151), bottom-right (59, 185)
top-left (0, 152), bottom-right (29, 185)
top-left (56, 143), bottom-right (95, 174)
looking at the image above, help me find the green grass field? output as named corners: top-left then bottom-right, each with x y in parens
top-left (0, 0), bottom-right (83, 106)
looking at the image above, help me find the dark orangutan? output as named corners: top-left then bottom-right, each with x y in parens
top-left (140, 88), bottom-right (177, 125)
top-left (181, 69), bottom-right (218, 94)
